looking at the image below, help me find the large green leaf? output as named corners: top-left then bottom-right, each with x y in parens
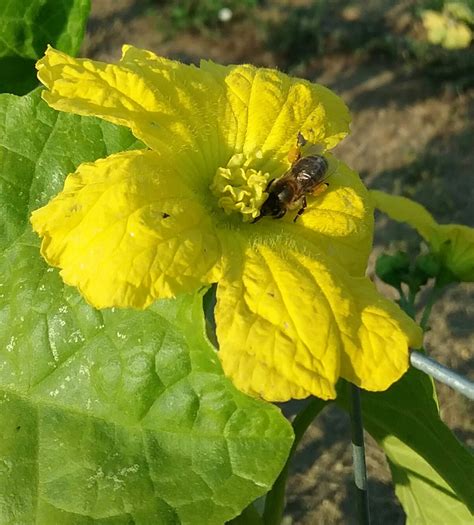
top-left (0, 90), bottom-right (294, 524)
top-left (386, 435), bottom-right (474, 524)
top-left (0, 0), bottom-right (90, 95)
top-left (337, 369), bottom-right (474, 523)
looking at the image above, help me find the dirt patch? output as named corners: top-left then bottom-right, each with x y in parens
top-left (83, 2), bottom-right (473, 523)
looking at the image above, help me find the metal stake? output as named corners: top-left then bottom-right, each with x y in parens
top-left (349, 383), bottom-right (371, 525)
top-left (410, 351), bottom-right (474, 401)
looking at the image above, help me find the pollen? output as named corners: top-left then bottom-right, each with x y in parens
top-left (210, 153), bottom-right (271, 222)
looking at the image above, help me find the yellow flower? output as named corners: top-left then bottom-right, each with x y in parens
top-left (422, 7), bottom-right (472, 50)
top-left (31, 46), bottom-right (422, 401)
top-left (371, 190), bottom-right (474, 282)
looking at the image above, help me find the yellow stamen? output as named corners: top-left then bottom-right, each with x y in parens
top-left (210, 153), bottom-right (271, 222)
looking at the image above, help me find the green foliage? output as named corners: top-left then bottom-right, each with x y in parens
top-left (387, 435), bottom-right (474, 525)
top-left (227, 504), bottom-right (263, 524)
top-left (415, 252), bottom-right (442, 279)
top-left (376, 251), bottom-right (411, 290)
top-left (264, 1), bottom-right (474, 86)
top-left (0, 0), bottom-right (90, 95)
top-left (375, 249), bottom-right (443, 298)
top-left (157, 0), bottom-right (258, 34)
top-left (0, 89), bottom-right (294, 524)
top-left (445, 1), bottom-right (474, 24)
top-left (265, 1), bottom-right (388, 69)
top-left (336, 371), bottom-right (474, 523)
top-left (266, 2), bottom-right (330, 66)
top-left (375, 247), bottom-right (458, 323)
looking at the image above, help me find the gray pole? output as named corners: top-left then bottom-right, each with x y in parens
top-left (410, 351), bottom-right (474, 401)
top-left (349, 383), bottom-right (371, 525)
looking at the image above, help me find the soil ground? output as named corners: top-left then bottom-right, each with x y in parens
top-left (83, 1), bottom-right (473, 523)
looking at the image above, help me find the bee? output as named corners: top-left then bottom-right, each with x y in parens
top-left (253, 133), bottom-right (329, 223)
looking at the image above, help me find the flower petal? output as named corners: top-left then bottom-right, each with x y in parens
top-left (431, 225), bottom-right (474, 282)
top-left (119, 46), bottom-right (230, 174)
top-left (422, 10), bottom-right (448, 45)
top-left (37, 47), bottom-right (350, 184)
top-left (200, 61), bottom-right (351, 169)
top-left (31, 150), bottom-right (222, 308)
top-left (370, 190), bottom-right (437, 240)
top-left (443, 20), bottom-right (472, 49)
top-left (215, 243), bottom-right (422, 402)
top-left (370, 190), bottom-right (474, 282)
top-left (36, 46), bottom-right (224, 178)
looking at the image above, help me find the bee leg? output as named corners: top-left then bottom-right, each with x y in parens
top-left (274, 209), bottom-right (287, 219)
top-left (297, 132), bottom-right (307, 148)
top-left (312, 182), bottom-right (329, 197)
top-left (293, 196), bottom-right (307, 222)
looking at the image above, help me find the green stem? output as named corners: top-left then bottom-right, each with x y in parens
top-left (397, 285), bottom-right (408, 304)
top-left (396, 286), bottom-right (416, 319)
top-left (419, 284), bottom-right (442, 332)
top-left (407, 288), bottom-right (417, 309)
top-left (262, 398), bottom-right (327, 525)
top-left (398, 284), bottom-right (418, 320)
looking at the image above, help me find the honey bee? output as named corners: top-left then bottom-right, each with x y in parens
top-left (253, 133), bottom-right (329, 223)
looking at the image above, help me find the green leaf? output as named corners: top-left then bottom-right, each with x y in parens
top-left (0, 90), bottom-right (294, 524)
top-left (227, 504), bottom-right (264, 525)
top-left (385, 435), bottom-right (474, 524)
top-left (0, 0), bottom-right (91, 95)
top-left (337, 370), bottom-right (474, 523)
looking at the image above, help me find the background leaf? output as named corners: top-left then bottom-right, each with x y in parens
top-left (0, 0), bottom-right (91, 95)
top-left (0, 89), bottom-right (294, 524)
top-left (337, 369), bottom-right (474, 523)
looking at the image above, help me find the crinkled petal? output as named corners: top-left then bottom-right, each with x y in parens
top-left (370, 190), bottom-right (474, 281)
top-left (215, 242), bottom-right (422, 402)
top-left (36, 46), bottom-right (225, 178)
top-left (118, 46), bottom-right (229, 175)
top-left (37, 47), bottom-right (351, 184)
top-left (30, 150), bottom-right (222, 308)
top-left (200, 60), bottom-right (351, 172)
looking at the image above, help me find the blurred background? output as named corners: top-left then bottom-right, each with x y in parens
top-left (83, 1), bottom-right (473, 523)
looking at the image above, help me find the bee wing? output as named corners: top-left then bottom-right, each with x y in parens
top-left (318, 171), bottom-right (332, 185)
top-left (308, 159), bottom-right (335, 193)
top-left (267, 169), bottom-right (294, 190)
top-left (320, 155), bottom-right (341, 185)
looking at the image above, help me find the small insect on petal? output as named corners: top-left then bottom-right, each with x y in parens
top-left (254, 133), bottom-right (330, 222)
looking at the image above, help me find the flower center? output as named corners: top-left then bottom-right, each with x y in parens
top-left (210, 153), bottom-right (271, 222)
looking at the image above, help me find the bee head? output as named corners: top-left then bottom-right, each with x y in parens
top-left (252, 191), bottom-right (286, 222)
